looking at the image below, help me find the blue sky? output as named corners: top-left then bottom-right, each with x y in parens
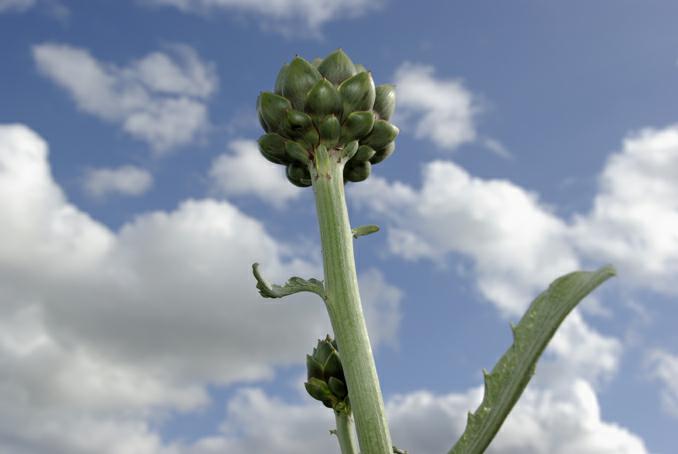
top-left (1, 1), bottom-right (677, 453)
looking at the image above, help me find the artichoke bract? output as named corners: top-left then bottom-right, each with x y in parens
top-left (305, 335), bottom-right (350, 413)
top-left (257, 49), bottom-right (398, 186)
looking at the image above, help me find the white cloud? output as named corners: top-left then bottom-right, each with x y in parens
top-left (0, 0), bottom-right (34, 12)
top-left (572, 124), bottom-right (678, 295)
top-left (32, 43), bottom-right (217, 152)
top-left (351, 161), bottom-right (577, 317)
top-left (0, 124), bottom-right (402, 452)
top-left (183, 380), bottom-right (646, 454)
top-left (209, 139), bottom-right (301, 208)
top-left (84, 165), bottom-right (153, 198)
top-left (142, 0), bottom-right (382, 32)
top-left (394, 63), bottom-right (478, 150)
top-left (349, 159), bottom-right (621, 384)
top-left (647, 349), bottom-right (678, 418)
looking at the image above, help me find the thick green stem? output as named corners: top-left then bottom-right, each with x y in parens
top-left (311, 146), bottom-right (393, 454)
top-left (334, 411), bottom-right (359, 454)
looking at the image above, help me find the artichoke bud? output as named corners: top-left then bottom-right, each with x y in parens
top-left (257, 92), bottom-right (292, 133)
top-left (338, 72), bottom-right (376, 120)
top-left (344, 160), bottom-right (371, 183)
top-left (305, 78), bottom-right (341, 119)
top-left (340, 111), bottom-right (375, 143)
top-left (374, 84), bottom-right (396, 121)
top-left (257, 133), bottom-right (287, 164)
top-left (318, 49), bottom-right (357, 85)
top-left (318, 115), bottom-right (341, 147)
top-left (274, 63), bottom-right (288, 95)
top-left (354, 144), bottom-right (376, 162)
top-left (305, 336), bottom-right (349, 411)
top-left (283, 110), bottom-right (313, 139)
top-left (286, 162), bottom-right (312, 187)
top-left (369, 141), bottom-right (396, 164)
top-left (281, 57), bottom-right (321, 110)
top-left (361, 119), bottom-right (399, 150)
top-left (285, 140), bottom-right (310, 164)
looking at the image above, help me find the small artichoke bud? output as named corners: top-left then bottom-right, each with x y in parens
top-left (257, 133), bottom-right (288, 164)
top-left (284, 110), bottom-right (313, 139)
top-left (274, 63), bottom-right (288, 95)
top-left (340, 111), bottom-right (375, 143)
top-left (370, 141), bottom-right (396, 164)
top-left (354, 144), bottom-right (376, 162)
top-left (305, 78), bottom-right (342, 119)
top-left (257, 92), bottom-right (292, 133)
top-left (318, 49), bottom-right (357, 85)
top-left (318, 115), bottom-right (341, 147)
top-left (285, 140), bottom-right (310, 164)
top-left (281, 56), bottom-right (322, 110)
top-left (361, 119), bottom-right (399, 150)
top-left (374, 84), bottom-right (396, 121)
top-left (344, 160), bottom-right (371, 183)
top-left (339, 72), bottom-right (376, 119)
top-left (286, 162), bottom-right (312, 187)
top-left (305, 336), bottom-right (349, 411)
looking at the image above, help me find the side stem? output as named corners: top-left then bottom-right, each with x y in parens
top-left (334, 411), bottom-right (359, 454)
top-left (311, 146), bottom-right (393, 454)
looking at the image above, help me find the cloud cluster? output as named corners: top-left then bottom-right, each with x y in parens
top-left (32, 43), bottom-right (218, 152)
top-left (394, 63), bottom-right (478, 151)
top-left (572, 124), bottom-right (678, 294)
top-left (84, 165), bottom-right (153, 198)
top-left (0, 124), bottom-right (402, 452)
top-left (141, 0), bottom-right (382, 32)
top-left (178, 379), bottom-right (646, 454)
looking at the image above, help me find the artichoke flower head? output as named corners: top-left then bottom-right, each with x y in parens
top-left (257, 49), bottom-right (398, 187)
top-left (304, 335), bottom-right (350, 413)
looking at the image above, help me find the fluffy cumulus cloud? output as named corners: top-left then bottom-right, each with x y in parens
top-left (209, 139), bottom-right (301, 208)
top-left (0, 124), bottom-right (402, 452)
top-left (141, 0), bottom-right (382, 32)
top-left (32, 43), bottom-right (217, 152)
top-left (83, 165), bottom-right (153, 198)
top-left (394, 63), bottom-right (478, 151)
top-left (647, 349), bottom-right (678, 418)
top-left (571, 124), bottom-right (678, 295)
top-left (349, 159), bottom-right (622, 386)
top-left (181, 380), bottom-right (646, 454)
top-left (351, 160), bottom-right (578, 316)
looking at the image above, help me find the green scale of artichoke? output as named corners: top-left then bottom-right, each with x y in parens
top-left (257, 49), bottom-right (399, 187)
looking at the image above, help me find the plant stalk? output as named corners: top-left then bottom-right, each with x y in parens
top-left (334, 411), bottom-right (359, 454)
top-left (311, 146), bottom-right (393, 454)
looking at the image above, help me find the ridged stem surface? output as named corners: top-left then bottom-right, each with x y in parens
top-left (334, 411), bottom-right (359, 454)
top-left (311, 146), bottom-right (393, 454)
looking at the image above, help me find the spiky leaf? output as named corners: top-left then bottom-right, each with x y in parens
top-left (257, 133), bottom-right (287, 164)
top-left (448, 266), bottom-right (616, 454)
top-left (362, 119), bottom-right (399, 150)
top-left (257, 92), bottom-right (291, 133)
